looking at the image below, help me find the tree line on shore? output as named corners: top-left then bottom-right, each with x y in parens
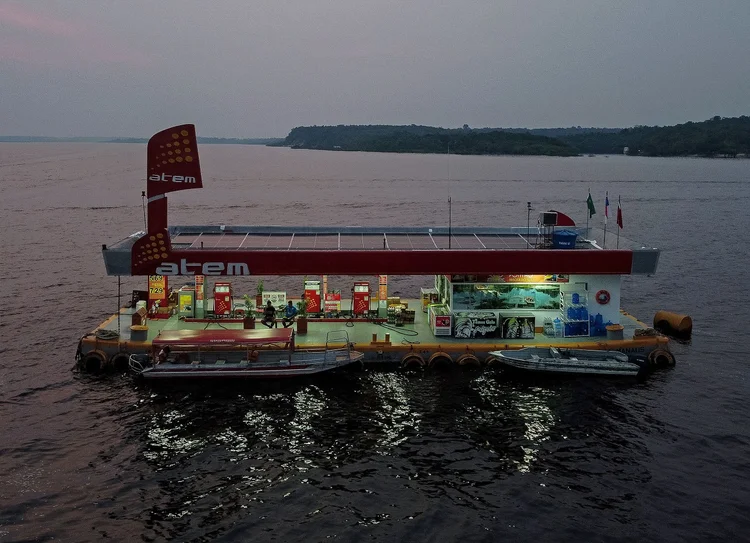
top-left (276, 116), bottom-right (750, 158)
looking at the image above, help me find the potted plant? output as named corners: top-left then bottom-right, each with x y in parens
top-left (255, 279), bottom-right (264, 308)
top-left (242, 295), bottom-right (255, 329)
top-left (296, 299), bottom-right (308, 335)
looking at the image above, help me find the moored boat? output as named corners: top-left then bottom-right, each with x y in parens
top-left (129, 328), bottom-right (363, 380)
top-left (489, 346), bottom-right (643, 376)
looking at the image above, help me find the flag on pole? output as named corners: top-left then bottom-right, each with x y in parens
top-left (604, 192), bottom-right (609, 224)
top-left (586, 190), bottom-right (596, 218)
top-left (617, 196), bottom-right (623, 229)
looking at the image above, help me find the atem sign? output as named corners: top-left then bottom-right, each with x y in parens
top-left (148, 173), bottom-right (198, 184)
top-left (155, 259), bottom-right (250, 276)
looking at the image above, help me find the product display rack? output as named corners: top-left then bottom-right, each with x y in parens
top-left (560, 287), bottom-right (589, 338)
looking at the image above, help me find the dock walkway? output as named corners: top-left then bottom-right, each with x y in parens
top-left (83, 299), bottom-right (667, 368)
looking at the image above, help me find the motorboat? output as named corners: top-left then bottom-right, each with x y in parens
top-left (489, 346), bottom-right (643, 376)
top-left (129, 328), bottom-right (363, 380)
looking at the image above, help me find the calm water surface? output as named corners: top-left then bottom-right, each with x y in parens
top-left (1, 144), bottom-right (749, 542)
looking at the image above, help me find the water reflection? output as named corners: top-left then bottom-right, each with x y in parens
top-left (470, 373), bottom-right (558, 473)
top-left (131, 370), bottom-right (655, 538)
top-left (360, 372), bottom-right (422, 452)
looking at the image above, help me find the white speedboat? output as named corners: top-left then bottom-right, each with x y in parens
top-left (129, 329), bottom-right (363, 380)
top-left (489, 347), bottom-right (643, 376)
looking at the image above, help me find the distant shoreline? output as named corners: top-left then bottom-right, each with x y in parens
top-left (276, 116), bottom-right (750, 158)
top-left (4, 115), bottom-right (748, 158)
top-left (0, 137), bottom-right (284, 145)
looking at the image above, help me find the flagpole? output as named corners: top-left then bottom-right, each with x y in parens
top-left (617, 195), bottom-right (621, 248)
top-left (586, 189), bottom-right (596, 240)
top-left (603, 191), bottom-right (608, 248)
top-left (586, 188), bottom-right (589, 235)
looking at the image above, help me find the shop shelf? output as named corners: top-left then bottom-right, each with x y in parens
top-left (560, 289), bottom-right (589, 338)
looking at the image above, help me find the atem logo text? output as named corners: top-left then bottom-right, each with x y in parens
top-left (155, 259), bottom-right (250, 276)
top-left (149, 173), bottom-right (197, 183)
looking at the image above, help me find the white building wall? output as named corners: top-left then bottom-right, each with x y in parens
top-left (569, 274), bottom-right (622, 325)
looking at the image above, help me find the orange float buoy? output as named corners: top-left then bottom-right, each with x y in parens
top-left (653, 311), bottom-right (692, 340)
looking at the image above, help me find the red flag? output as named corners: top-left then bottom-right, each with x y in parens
top-left (616, 199), bottom-right (623, 229)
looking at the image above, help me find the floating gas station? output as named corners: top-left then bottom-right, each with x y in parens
top-left (77, 124), bottom-right (677, 375)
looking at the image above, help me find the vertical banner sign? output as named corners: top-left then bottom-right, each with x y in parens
top-left (146, 124), bottom-right (203, 234)
top-left (378, 275), bottom-right (388, 309)
top-left (195, 275), bottom-right (204, 302)
top-left (148, 275), bottom-right (167, 306)
top-left (194, 275), bottom-right (205, 316)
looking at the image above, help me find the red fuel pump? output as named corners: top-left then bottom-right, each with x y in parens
top-left (213, 281), bottom-right (233, 316)
top-left (304, 280), bottom-right (321, 314)
top-left (352, 281), bottom-right (371, 315)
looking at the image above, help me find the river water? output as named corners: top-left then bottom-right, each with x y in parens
top-left (1, 144), bottom-right (749, 542)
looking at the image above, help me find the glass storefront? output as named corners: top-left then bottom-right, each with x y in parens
top-left (451, 283), bottom-right (561, 311)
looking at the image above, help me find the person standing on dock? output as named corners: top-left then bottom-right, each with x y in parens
top-left (282, 300), bottom-right (298, 328)
top-left (261, 300), bottom-right (277, 328)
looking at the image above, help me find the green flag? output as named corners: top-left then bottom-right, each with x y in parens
top-left (586, 191), bottom-right (596, 218)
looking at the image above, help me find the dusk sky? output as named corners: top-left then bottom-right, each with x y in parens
top-left (1, 0), bottom-right (749, 137)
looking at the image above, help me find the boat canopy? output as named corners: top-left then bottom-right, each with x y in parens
top-left (153, 328), bottom-right (294, 347)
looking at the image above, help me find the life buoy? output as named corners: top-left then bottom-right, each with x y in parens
top-left (596, 290), bottom-right (611, 305)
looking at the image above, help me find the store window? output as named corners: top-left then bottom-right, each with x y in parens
top-left (452, 283), bottom-right (560, 310)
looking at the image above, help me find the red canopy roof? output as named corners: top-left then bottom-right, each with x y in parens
top-left (153, 328), bottom-right (293, 347)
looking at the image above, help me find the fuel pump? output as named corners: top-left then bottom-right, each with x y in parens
top-left (352, 281), bottom-right (371, 315)
top-left (213, 281), bottom-right (233, 316)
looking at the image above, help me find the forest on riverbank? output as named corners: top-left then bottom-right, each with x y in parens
top-left (277, 116), bottom-right (750, 157)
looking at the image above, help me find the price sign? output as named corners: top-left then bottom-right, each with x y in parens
top-left (324, 292), bottom-right (341, 312)
top-left (148, 275), bottom-right (168, 304)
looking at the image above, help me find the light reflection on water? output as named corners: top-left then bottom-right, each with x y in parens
top-left (364, 372), bottom-right (422, 452)
top-left (144, 409), bottom-right (205, 465)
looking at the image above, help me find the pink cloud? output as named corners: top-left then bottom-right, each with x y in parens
top-left (0, 2), bottom-right (82, 37)
top-left (0, 2), bottom-right (150, 66)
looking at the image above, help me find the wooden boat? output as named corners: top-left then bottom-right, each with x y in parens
top-left (489, 346), bottom-right (643, 376)
top-left (128, 328), bottom-right (364, 380)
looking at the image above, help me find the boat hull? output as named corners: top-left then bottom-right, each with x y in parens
top-left (489, 347), bottom-right (642, 377)
top-left (131, 351), bottom-right (364, 380)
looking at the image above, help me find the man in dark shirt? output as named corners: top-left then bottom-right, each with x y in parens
top-left (261, 301), bottom-right (277, 328)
